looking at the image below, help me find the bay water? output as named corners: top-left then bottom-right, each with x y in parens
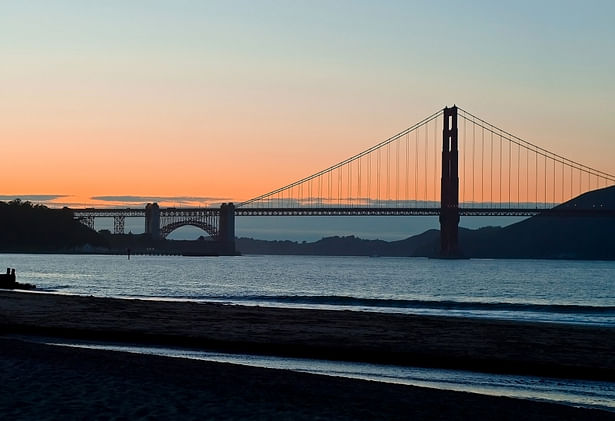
top-left (3, 253), bottom-right (614, 326)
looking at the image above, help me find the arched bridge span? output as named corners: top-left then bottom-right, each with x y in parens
top-left (73, 203), bottom-right (236, 251)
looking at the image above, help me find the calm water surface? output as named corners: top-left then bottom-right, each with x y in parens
top-left (2, 254), bottom-right (614, 325)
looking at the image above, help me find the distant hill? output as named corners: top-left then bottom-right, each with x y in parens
top-left (236, 231), bottom-right (440, 257)
top-left (459, 186), bottom-right (615, 259)
top-left (237, 186), bottom-right (615, 260)
top-left (0, 200), bottom-right (108, 252)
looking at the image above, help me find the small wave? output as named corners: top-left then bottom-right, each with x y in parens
top-left (196, 295), bottom-right (615, 315)
top-left (24, 285), bottom-right (74, 292)
top-left (41, 285), bottom-right (73, 291)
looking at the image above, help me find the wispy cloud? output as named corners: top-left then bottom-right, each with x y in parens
top-left (90, 195), bottom-right (232, 207)
top-left (0, 194), bottom-right (68, 202)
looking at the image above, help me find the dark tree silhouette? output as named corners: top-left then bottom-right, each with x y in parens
top-left (0, 200), bottom-right (108, 252)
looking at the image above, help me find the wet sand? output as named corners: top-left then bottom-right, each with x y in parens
top-left (1, 290), bottom-right (615, 419)
top-left (2, 337), bottom-right (614, 420)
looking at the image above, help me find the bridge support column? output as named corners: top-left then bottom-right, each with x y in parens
top-left (145, 203), bottom-right (161, 239)
top-left (440, 106), bottom-right (460, 257)
top-left (113, 216), bottom-right (125, 235)
top-left (219, 203), bottom-right (236, 254)
top-left (81, 215), bottom-right (95, 231)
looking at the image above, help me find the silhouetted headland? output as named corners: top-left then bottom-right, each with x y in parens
top-left (0, 200), bottom-right (107, 252)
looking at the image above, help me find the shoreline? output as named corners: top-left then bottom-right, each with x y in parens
top-left (1, 290), bottom-right (614, 381)
top-left (3, 337), bottom-right (614, 420)
top-left (3, 250), bottom-right (615, 261)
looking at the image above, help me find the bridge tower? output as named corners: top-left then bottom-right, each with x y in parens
top-left (145, 203), bottom-right (161, 239)
top-left (219, 203), bottom-right (236, 254)
top-left (440, 106), bottom-right (460, 257)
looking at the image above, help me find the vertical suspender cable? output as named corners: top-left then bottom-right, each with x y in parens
top-left (472, 119), bottom-right (475, 205)
top-left (424, 121), bottom-right (428, 202)
top-left (577, 168), bottom-right (580, 197)
top-left (499, 134), bottom-right (502, 208)
top-left (489, 131), bottom-right (493, 207)
top-left (415, 127), bottom-right (418, 205)
top-left (348, 160), bottom-right (352, 206)
top-left (328, 170), bottom-right (332, 206)
top-left (367, 153), bottom-right (371, 206)
top-left (570, 165), bottom-right (573, 201)
top-left (552, 158), bottom-right (555, 205)
top-left (490, 131), bottom-right (493, 206)
top-left (588, 170), bottom-right (591, 192)
top-left (358, 156), bottom-right (361, 207)
top-left (462, 116), bottom-right (466, 206)
top-left (561, 162), bottom-right (564, 204)
top-left (517, 142), bottom-right (520, 208)
top-left (481, 126), bottom-right (484, 206)
top-left (386, 143), bottom-right (390, 203)
top-left (526, 147), bottom-right (529, 207)
top-left (517, 143), bottom-right (521, 208)
top-left (534, 150), bottom-right (538, 209)
top-left (377, 149), bottom-right (381, 206)
top-left (508, 135), bottom-right (511, 207)
top-left (544, 155), bottom-right (547, 208)
top-left (434, 118), bottom-right (437, 203)
top-left (405, 133), bottom-right (409, 205)
top-left (337, 166), bottom-right (341, 206)
top-left (396, 138), bottom-right (400, 206)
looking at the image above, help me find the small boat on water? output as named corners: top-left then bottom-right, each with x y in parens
top-left (0, 268), bottom-right (36, 290)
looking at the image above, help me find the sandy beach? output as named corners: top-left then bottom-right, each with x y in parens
top-left (1, 290), bottom-right (615, 419)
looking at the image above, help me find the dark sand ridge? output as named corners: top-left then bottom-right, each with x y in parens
top-left (1, 290), bottom-right (614, 380)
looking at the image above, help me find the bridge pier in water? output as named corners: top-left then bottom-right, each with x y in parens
top-left (440, 106), bottom-right (460, 257)
top-left (145, 203), bottom-right (161, 238)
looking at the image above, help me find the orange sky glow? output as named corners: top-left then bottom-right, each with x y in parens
top-left (2, 2), bottom-right (614, 211)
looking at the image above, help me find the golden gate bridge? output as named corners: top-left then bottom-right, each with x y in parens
top-left (73, 106), bottom-right (615, 256)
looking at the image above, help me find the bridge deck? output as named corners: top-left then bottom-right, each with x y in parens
top-left (72, 207), bottom-right (615, 218)
top-left (235, 207), bottom-right (615, 217)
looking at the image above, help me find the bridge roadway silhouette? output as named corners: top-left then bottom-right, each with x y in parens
top-left (72, 106), bottom-right (615, 256)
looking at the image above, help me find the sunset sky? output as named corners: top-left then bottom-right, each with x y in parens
top-left (2, 1), bottom-right (614, 239)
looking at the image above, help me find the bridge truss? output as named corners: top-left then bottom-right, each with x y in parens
top-left (73, 207), bottom-right (221, 238)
